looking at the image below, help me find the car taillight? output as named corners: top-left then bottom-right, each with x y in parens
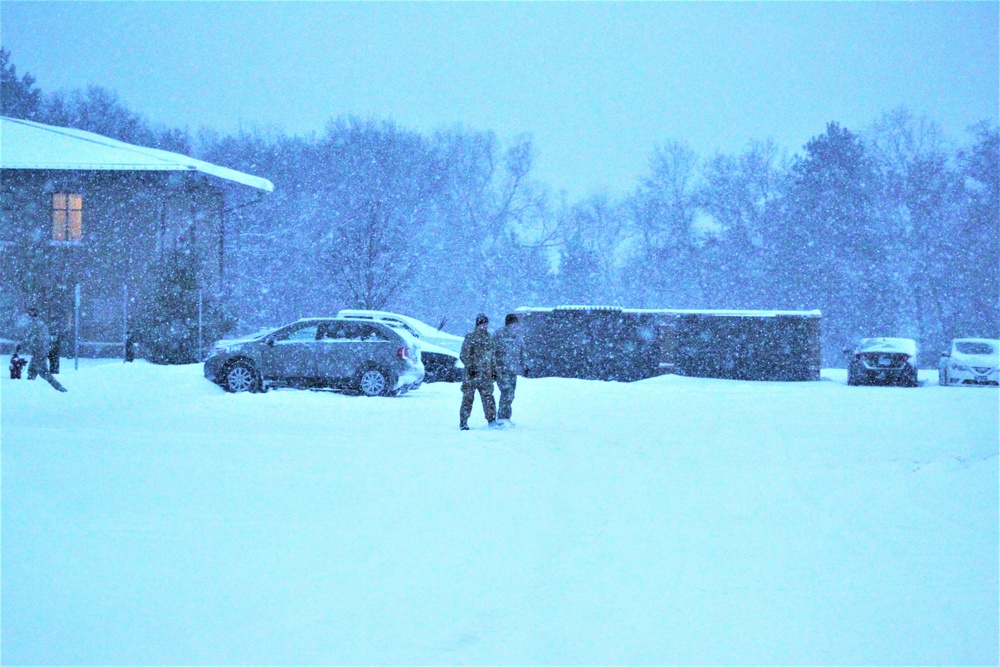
top-left (397, 346), bottom-right (410, 361)
top-left (899, 354), bottom-right (910, 362)
top-left (854, 353), bottom-right (862, 361)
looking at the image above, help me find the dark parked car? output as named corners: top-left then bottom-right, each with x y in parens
top-left (396, 333), bottom-right (463, 382)
top-left (204, 318), bottom-right (424, 395)
top-left (846, 337), bottom-right (918, 387)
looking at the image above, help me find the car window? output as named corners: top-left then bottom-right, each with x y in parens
top-left (353, 323), bottom-right (392, 342)
top-left (276, 323), bottom-right (319, 342)
top-left (336, 315), bottom-right (413, 338)
top-left (956, 341), bottom-right (995, 355)
top-left (358, 316), bottom-right (418, 338)
top-left (318, 322), bottom-right (353, 341)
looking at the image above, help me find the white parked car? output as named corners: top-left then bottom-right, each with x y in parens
top-left (336, 310), bottom-right (463, 352)
top-left (336, 309), bottom-right (465, 382)
top-left (939, 338), bottom-right (1000, 387)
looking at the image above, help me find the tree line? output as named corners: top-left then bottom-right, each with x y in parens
top-left (3, 48), bottom-right (997, 365)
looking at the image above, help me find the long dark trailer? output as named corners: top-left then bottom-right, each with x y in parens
top-left (514, 306), bottom-right (821, 382)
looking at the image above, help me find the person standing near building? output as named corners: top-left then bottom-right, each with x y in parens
top-left (21, 307), bottom-right (67, 392)
top-left (493, 313), bottom-right (529, 425)
top-left (459, 313), bottom-right (497, 430)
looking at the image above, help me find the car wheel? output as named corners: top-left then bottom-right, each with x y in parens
top-left (939, 368), bottom-right (947, 386)
top-left (357, 367), bottom-right (390, 397)
top-left (224, 360), bottom-right (259, 393)
top-left (847, 366), bottom-right (859, 386)
top-left (903, 366), bottom-right (919, 388)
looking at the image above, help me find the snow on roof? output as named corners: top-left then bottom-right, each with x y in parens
top-left (0, 116), bottom-right (273, 192)
top-left (637, 308), bottom-right (822, 318)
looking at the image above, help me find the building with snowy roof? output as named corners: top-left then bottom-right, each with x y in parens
top-left (0, 116), bottom-right (273, 357)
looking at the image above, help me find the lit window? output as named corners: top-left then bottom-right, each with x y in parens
top-left (52, 193), bottom-right (83, 242)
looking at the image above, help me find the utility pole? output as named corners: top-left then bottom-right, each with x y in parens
top-left (122, 283), bottom-right (129, 363)
top-left (74, 283), bottom-right (80, 371)
top-left (198, 288), bottom-right (204, 361)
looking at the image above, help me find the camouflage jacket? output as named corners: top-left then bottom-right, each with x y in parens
top-left (21, 318), bottom-right (52, 357)
top-left (460, 327), bottom-right (496, 381)
top-left (492, 326), bottom-right (527, 377)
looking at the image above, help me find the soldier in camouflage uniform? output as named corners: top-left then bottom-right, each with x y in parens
top-left (459, 313), bottom-right (497, 430)
top-left (492, 313), bottom-right (528, 424)
top-left (21, 307), bottom-right (67, 392)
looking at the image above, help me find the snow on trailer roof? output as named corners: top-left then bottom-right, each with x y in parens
top-left (631, 308), bottom-right (822, 317)
top-left (0, 116), bottom-right (273, 192)
top-left (515, 306), bottom-right (821, 317)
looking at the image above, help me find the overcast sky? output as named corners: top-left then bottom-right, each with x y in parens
top-left (2, 1), bottom-right (997, 197)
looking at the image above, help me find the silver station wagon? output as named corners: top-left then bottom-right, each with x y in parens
top-left (204, 318), bottom-right (425, 396)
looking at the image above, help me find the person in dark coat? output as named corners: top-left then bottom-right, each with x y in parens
top-left (48, 334), bottom-right (61, 374)
top-left (459, 313), bottom-right (497, 430)
top-left (9, 347), bottom-right (27, 379)
top-left (125, 330), bottom-right (136, 362)
top-left (21, 307), bottom-right (67, 392)
top-left (492, 313), bottom-right (528, 424)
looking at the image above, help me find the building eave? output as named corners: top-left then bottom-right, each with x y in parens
top-left (0, 116), bottom-right (274, 193)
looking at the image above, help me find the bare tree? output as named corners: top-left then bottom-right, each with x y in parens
top-left (322, 118), bottom-right (441, 310)
top-left (429, 130), bottom-right (552, 317)
top-left (697, 139), bottom-right (783, 308)
top-left (624, 140), bottom-right (701, 306)
top-left (556, 192), bottom-right (627, 304)
top-left (866, 108), bottom-right (956, 357)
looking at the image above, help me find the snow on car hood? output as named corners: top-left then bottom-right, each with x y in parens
top-left (857, 337), bottom-right (917, 356)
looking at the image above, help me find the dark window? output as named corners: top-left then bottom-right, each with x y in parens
top-left (318, 321), bottom-right (392, 342)
top-left (319, 322), bottom-right (352, 340)
top-left (353, 323), bottom-right (391, 342)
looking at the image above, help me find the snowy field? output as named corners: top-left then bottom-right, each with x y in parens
top-left (1, 358), bottom-right (997, 665)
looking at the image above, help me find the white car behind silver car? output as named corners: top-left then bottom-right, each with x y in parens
top-left (939, 338), bottom-right (1000, 386)
top-left (336, 309), bottom-right (464, 352)
top-left (336, 309), bottom-right (465, 382)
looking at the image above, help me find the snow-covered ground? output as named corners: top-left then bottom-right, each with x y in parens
top-left (2, 358), bottom-right (997, 665)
